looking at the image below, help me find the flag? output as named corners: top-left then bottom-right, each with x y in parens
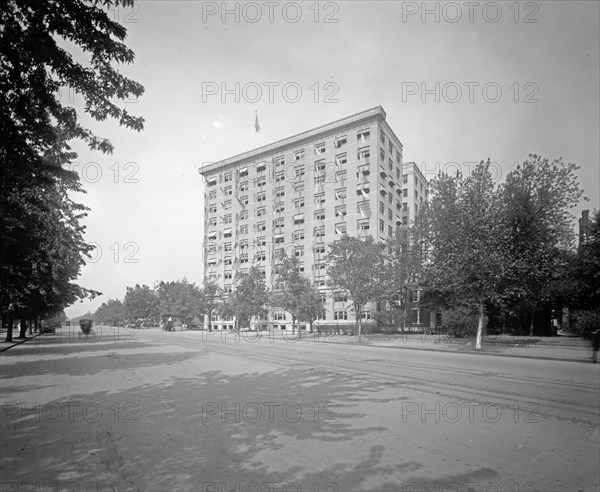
top-left (255, 111), bottom-right (261, 133)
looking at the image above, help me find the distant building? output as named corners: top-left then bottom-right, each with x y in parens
top-left (199, 106), bottom-right (411, 330)
top-left (579, 209), bottom-right (590, 247)
top-left (401, 161), bottom-right (429, 226)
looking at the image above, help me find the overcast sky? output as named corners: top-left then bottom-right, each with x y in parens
top-left (65, 0), bottom-right (600, 318)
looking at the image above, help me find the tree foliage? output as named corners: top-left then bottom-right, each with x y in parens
top-left (1, 0), bottom-right (144, 341)
top-left (229, 267), bottom-right (268, 330)
top-left (325, 235), bottom-right (387, 342)
top-left (124, 284), bottom-right (158, 321)
top-left (155, 279), bottom-right (201, 323)
top-left (95, 298), bottom-right (125, 326)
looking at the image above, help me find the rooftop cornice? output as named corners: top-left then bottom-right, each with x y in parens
top-left (199, 106), bottom-right (387, 176)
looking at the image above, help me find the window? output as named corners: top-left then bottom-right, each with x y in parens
top-left (224, 243), bottom-right (232, 252)
top-left (335, 223), bottom-right (346, 235)
top-left (224, 200), bottom-right (232, 209)
top-left (314, 175), bottom-right (326, 185)
top-left (334, 135), bottom-right (347, 148)
top-left (275, 203), bottom-right (285, 213)
top-left (239, 167), bottom-right (248, 178)
top-left (207, 176), bottom-right (217, 187)
top-left (388, 192), bottom-right (393, 204)
top-left (402, 188), bottom-right (408, 198)
top-left (294, 246), bottom-right (304, 257)
top-left (275, 156), bottom-right (285, 167)
top-left (294, 198), bottom-right (305, 209)
top-left (380, 132), bottom-right (386, 144)
top-left (294, 213), bottom-right (305, 225)
top-left (224, 272), bottom-right (232, 280)
top-left (256, 207), bottom-right (266, 217)
top-left (295, 166), bottom-right (305, 178)
top-left (358, 220), bottom-right (370, 231)
top-left (207, 231), bottom-right (217, 241)
top-left (389, 142), bottom-right (394, 154)
top-left (257, 222), bottom-right (266, 232)
top-left (240, 181), bottom-right (249, 191)
top-left (335, 153), bottom-right (347, 166)
top-left (224, 285), bottom-right (232, 294)
top-left (223, 228), bottom-right (232, 238)
top-left (274, 313), bottom-right (286, 321)
top-left (257, 236), bottom-right (266, 246)
top-left (380, 202), bottom-right (385, 214)
top-left (256, 162), bottom-right (266, 173)
top-left (208, 190), bottom-right (217, 200)
top-left (315, 263), bottom-right (327, 273)
top-left (315, 159), bottom-right (326, 172)
top-left (209, 204), bottom-right (217, 213)
top-left (334, 311), bottom-right (348, 320)
top-left (403, 202), bottom-right (408, 211)
top-left (314, 142), bottom-right (325, 155)
top-left (274, 218), bottom-right (284, 231)
top-left (335, 188), bottom-right (347, 200)
top-left (275, 235), bottom-right (284, 244)
top-left (295, 149), bottom-right (305, 161)
top-left (224, 214), bottom-right (232, 224)
top-left (296, 265), bottom-right (305, 273)
top-left (388, 225), bottom-right (393, 236)
top-left (224, 172), bottom-right (232, 182)
top-left (357, 129), bottom-right (370, 141)
top-left (240, 195), bottom-right (248, 205)
top-left (294, 230), bottom-right (305, 241)
top-left (315, 227), bottom-right (325, 238)
top-left (412, 290), bottom-right (420, 303)
top-left (240, 254), bottom-right (249, 264)
top-left (240, 210), bottom-right (248, 220)
top-left (315, 279), bottom-right (326, 287)
top-left (257, 192), bottom-right (266, 202)
top-left (207, 258), bottom-right (217, 267)
top-left (396, 169), bottom-right (401, 179)
top-left (240, 225), bottom-right (248, 234)
top-left (388, 158), bottom-right (393, 171)
top-left (275, 187), bottom-right (285, 199)
top-left (335, 206), bottom-right (346, 217)
top-left (397, 154), bottom-right (401, 164)
top-left (208, 273), bottom-right (217, 280)
top-left (361, 310), bottom-right (371, 320)
top-left (208, 217), bottom-right (217, 226)
top-left (314, 245), bottom-right (326, 254)
top-left (294, 182), bottom-right (305, 193)
top-left (335, 170), bottom-right (347, 183)
top-left (275, 172), bottom-right (285, 183)
top-left (379, 148), bottom-right (385, 162)
top-left (315, 193), bottom-right (325, 205)
top-left (257, 177), bottom-right (266, 187)
top-left (315, 210), bottom-right (325, 221)
top-left (380, 219), bottom-right (385, 232)
top-left (334, 295), bottom-right (347, 303)
top-left (388, 209), bottom-right (393, 221)
top-left (256, 251), bottom-right (266, 261)
top-left (358, 146), bottom-right (370, 159)
top-left (224, 257), bottom-right (232, 266)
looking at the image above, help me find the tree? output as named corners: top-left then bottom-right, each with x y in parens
top-left (383, 227), bottom-right (424, 335)
top-left (271, 252), bottom-right (325, 338)
top-left (229, 267), bottom-right (269, 331)
top-left (576, 210), bottom-right (600, 309)
top-left (94, 299), bottom-right (125, 326)
top-left (418, 161), bottom-right (508, 349)
top-left (199, 281), bottom-right (222, 331)
top-left (326, 235), bottom-right (387, 342)
top-left (1, 0), bottom-right (144, 341)
top-left (500, 155), bottom-right (586, 335)
top-left (124, 284), bottom-right (159, 323)
top-left (156, 279), bottom-right (201, 324)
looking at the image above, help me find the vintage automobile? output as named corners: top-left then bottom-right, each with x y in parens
top-left (79, 319), bottom-right (94, 336)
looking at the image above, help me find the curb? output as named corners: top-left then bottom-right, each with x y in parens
top-left (0, 333), bottom-right (42, 353)
top-left (310, 338), bottom-right (593, 364)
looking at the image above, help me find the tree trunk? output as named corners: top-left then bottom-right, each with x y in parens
top-left (18, 318), bottom-right (27, 338)
top-left (529, 310), bottom-right (535, 337)
top-left (475, 303), bottom-right (484, 350)
top-left (4, 316), bottom-right (14, 343)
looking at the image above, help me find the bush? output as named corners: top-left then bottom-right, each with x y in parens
top-left (571, 309), bottom-right (600, 336)
top-left (441, 307), bottom-right (485, 338)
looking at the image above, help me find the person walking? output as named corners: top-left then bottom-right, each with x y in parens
top-left (590, 329), bottom-right (600, 363)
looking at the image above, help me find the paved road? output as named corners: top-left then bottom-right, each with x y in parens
top-left (1, 327), bottom-right (598, 492)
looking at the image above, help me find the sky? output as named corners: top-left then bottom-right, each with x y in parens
top-left (64, 0), bottom-right (600, 318)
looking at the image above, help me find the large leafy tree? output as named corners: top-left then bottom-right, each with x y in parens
top-left (229, 266), bottom-right (269, 331)
top-left (156, 279), bottom-right (201, 324)
top-left (575, 210), bottom-right (600, 309)
top-left (500, 155), bottom-right (585, 335)
top-left (124, 284), bottom-right (159, 322)
top-left (325, 235), bottom-right (387, 342)
top-left (382, 227), bottom-right (424, 334)
top-left (1, 0), bottom-right (144, 341)
top-left (94, 298), bottom-right (125, 326)
top-left (199, 281), bottom-right (222, 331)
top-left (271, 252), bottom-right (325, 338)
top-left (419, 161), bottom-right (508, 349)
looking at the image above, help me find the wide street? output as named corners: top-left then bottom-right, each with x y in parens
top-left (1, 327), bottom-right (599, 492)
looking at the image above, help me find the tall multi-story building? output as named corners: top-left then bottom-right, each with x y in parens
top-left (401, 161), bottom-right (429, 226)
top-left (199, 106), bottom-right (406, 330)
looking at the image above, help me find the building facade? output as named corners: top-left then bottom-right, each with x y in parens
top-left (200, 106), bottom-right (408, 330)
top-left (401, 161), bottom-right (429, 226)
